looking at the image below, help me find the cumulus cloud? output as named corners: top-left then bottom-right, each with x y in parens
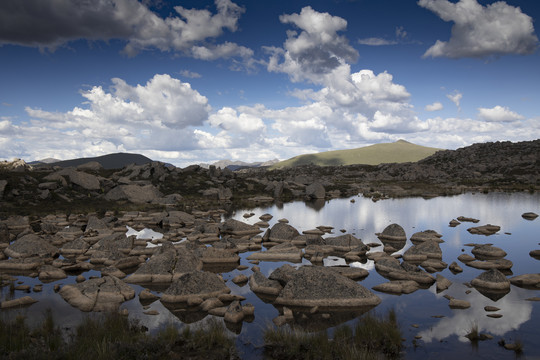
top-left (0, 0), bottom-right (252, 61)
top-left (419, 0), bottom-right (539, 58)
top-left (208, 107), bottom-right (265, 134)
top-left (477, 105), bottom-right (524, 122)
top-left (16, 74), bottom-right (212, 161)
top-left (425, 102), bottom-right (443, 111)
top-left (266, 6), bottom-right (358, 83)
top-left (446, 91), bottom-right (462, 111)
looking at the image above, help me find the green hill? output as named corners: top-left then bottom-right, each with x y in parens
top-left (271, 140), bottom-right (442, 168)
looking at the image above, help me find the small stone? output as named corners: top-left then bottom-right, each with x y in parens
top-left (487, 313), bottom-right (502, 318)
top-left (232, 274), bottom-right (248, 285)
top-left (484, 306), bottom-right (500, 312)
top-left (144, 310), bottom-right (159, 316)
top-left (76, 275), bottom-right (85, 283)
top-left (449, 299), bottom-right (471, 309)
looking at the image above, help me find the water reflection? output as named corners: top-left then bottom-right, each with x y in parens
top-left (418, 283), bottom-right (533, 343)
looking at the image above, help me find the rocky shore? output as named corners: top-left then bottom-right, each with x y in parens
top-left (0, 140), bottom-right (538, 216)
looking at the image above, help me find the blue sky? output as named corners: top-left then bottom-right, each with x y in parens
top-left (1, 0), bottom-right (539, 166)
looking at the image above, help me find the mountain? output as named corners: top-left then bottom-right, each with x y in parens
top-left (271, 140), bottom-right (442, 168)
top-left (38, 153), bottom-right (153, 170)
top-left (29, 157), bottom-right (61, 165)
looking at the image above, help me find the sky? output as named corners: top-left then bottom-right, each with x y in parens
top-left (0, 0), bottom-right (539, 167)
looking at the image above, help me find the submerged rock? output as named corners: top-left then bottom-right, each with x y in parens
top-left (274, 266), bottom-right (381, 308)
top-left (509, 273), bottom-right (540, 288)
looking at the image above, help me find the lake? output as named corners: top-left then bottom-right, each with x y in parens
top-left (1, 192), bottom-right (539, 359)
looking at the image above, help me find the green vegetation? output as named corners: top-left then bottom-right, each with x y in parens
top-left (271, 140), bottom-right (441, 168)
top-left (264, 310), bottom-right (402, 359)
top-left (0, 312), bottom-right (237, 360)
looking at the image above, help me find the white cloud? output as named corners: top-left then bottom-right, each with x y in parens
top-left (425, 102), bottom-right (443, 111)
top-left (477, 105), bottom-right (524, 122)
top-left (266, 6), bottom-right (358, 84)
top-left (419, 0), bottom-right (539, 58)
top-left (179, 70), bottom-right (202, 79)
top-left (358, 38), bottom-right (397, 46)
top-left (446, 91), bottom-right (462, 111)
top-left (0, 0), bottom-right (252, 62)
top-left (208, 107), bottom-right (265, 134)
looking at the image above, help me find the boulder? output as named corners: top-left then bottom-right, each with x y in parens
top-left (0, 257), bottom-right (44, 270)
top-left (127, 243), bottom-right (202, 283)
top-left (160, 271), bottom-right (230, 303)
top-left (372, 280), bottom-right (419, 294)
top-left (467, 224), bottom-right (501, 236)
top-left (466, 259), bottom-right (513, 270)
top-left (56, 168), bottom-right (101, 190)
top-left (457, 216), bottom-right (479, 223)
top-left (198, 247), bottom-right (240, 264)
top-left (449, 298), bottom-right (471, 309)
top-left (247, 242), bottom-right (302, 262)
top-left (263, 222), bottom-right (300, 243)
top-left (60, 237), bottom-right (91, 256)
top-left (249, 269), bottom-right (283, 296)
top-left (1, 296), bottom-right (38, 309)
top-left (521, 212), bottom-right (538, 220)
top-left (471, 244), bottom-right (507, 260)
top-left (324, 234), bottom-right (368, 252)
top-left (224, 300), bottom-right (245, 323)
top-left (449, 261), bottom-right (463, 273)
top-left (410, 230), bottom-right (443, 244)
top-left (38, 265), bottom-right (67, 281)
top-left (509, 274), bottom-right (540, 288)
top-left (305, 182), bottom-right (325, 199)
top-left (402, 240), bottom-right (443, 262)
top-left (105, 184), bottom-right (163, 204)
top-left (219, 219), bottom-right (262, 238)
top-left (274, 266), bottom-right (381, 308)
top-left (5, 234), bottom-right (58, 259)
top-left (376, 223), bottom-right (407, 242)
top-left (59, 276), bottom-right (135, 312)
top-left (471, 269), bottom-right (510, 291)
top-left (436, 274), bottom-right (452, 292)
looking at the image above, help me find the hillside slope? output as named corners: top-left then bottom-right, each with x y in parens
top-left (271, 140), bottom-right (442, 168)
top-left (42, 153), bottom-right (153, 170)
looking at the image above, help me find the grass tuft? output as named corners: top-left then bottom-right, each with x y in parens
top-left (264, 309), bottom-right (402, 360)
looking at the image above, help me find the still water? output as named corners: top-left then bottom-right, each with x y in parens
top-left (1, 192), bottom-right (539, 359)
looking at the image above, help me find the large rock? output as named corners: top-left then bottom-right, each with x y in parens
top-left (219, 219), bottom-right (262, 238)
top-left (471, 269), bottom-right (510, 291)
top-left (38, 265), bottom-right (67, 281)
top-left (249, 269), bottom-right (283, 296)
top-left (59, 276), bottom-right (135, 311)
top-left (467, 224), bottom-right (501, 236)
top-left (4, 234), bottom-right (58, 259)
top-left (410, 230), bottom-right (443, 244)
top-left (274, 266), bottom-right (381, 308)
top-left (402, 240), bottom-right (442, 262)
top-left (324, 234), bottom-right (367, 252)
top-left (105, 184), bottom-right (163, 204)
top-left (471, 244), bottom-right (507, 260)
top-left (160, 271), bottom-right (230, 303)
top-left (305, 182), bottom-right (325, 199)
top-left (509, 273), bottom-right (540, 288)
top-left (372, 280), bottom-right (419, 294)
top-left (127, 243), bottom-right (202, 283)
top-left (247, 242), bottom-right (302, 262)
top-left (376, 223), bottom-right (407, 241)
top-left (56, 168), bottom-right (101, 190)
top-left (263, 222), bottom-right (300, 243)
top-left (60, 237), bottom-right (91, 256)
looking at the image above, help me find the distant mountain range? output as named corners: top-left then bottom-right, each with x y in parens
top-left (271, 140), bottom-right (442, 168)
top-left (32, 153), bottom-right (153, 170)
top-left (200, 158), bottom-right (280, 170)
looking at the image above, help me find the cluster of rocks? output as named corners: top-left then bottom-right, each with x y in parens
top-left (2, 140), bottom-right (540, 213)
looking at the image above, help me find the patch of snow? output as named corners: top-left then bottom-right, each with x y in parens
top-left (350, 260), bottom-right (375, 271)
top-left (125, 226), bottom-right (163, 240)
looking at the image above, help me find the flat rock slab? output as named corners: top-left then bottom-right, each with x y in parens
top-left (250, 270), bottom-right (283, 296)
top-left (521, 212), bottom-right (538, 220)
top-left (274, 266), bottom-right (381, 308)
top-left (59, 276), bottom-right (135, 312)
top-left (373, 280), bottom-right (419, 294)
top-left (161, 271), bottom-right (230, 303)
top-left (1, 296), bottom-right (38, 309)
top-left (436, 274), bottom-right (452, 292)
top-left (467, 259), bottom-right (513, 270)
top-left (509, 273), bottom-right (540, 288)
top-left (247, 243), bottom-right (302, 262)
top-left (449, 298), bottom-right (471, 309)
top-left (467, 224), bottom-right (501, 236)
top-left (471, 244), bottom-right (507, 260)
